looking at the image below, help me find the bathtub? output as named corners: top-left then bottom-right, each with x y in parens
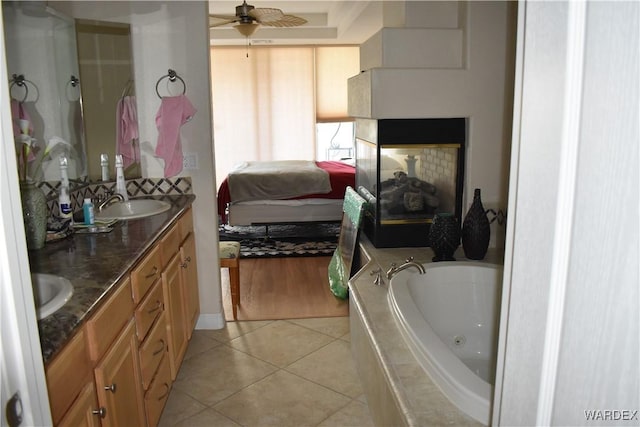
top-left (387, 261), bottom-right (503, 425)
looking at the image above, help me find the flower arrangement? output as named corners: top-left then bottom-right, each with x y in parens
top-left (16, 119), bottom-right (73, 183)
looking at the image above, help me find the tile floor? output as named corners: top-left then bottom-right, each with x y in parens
top-left (158, 317), bottom-right (374, 427)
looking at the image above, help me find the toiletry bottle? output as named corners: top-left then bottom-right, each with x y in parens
top-left (83, 198), bottom-right (95, 225)
top-left (59, 186), bottom-right (73, 221)
top-left (115, 154), bottom-right (129, 201)
top-left (59, 155), bottom-right (70, 190)
top-left (101, 153), bottom-right (110, 181)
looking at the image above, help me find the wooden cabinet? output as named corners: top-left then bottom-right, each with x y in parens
top-left (144, 351), bottom-right (172, 427)
top-left (86, 278), bottom-right (134, 363)
top-left (162, 207), bottom-right (199, 380)
top-left (163, 254), bottom-right (189, 380)
top-left (58, 382), bottom-right (101, 427)
top-left (139, 311), bottom-right (168, 390)
top-left (46, 328), bottom-right (93, 425)
top-left (46, 205), bottom-right (199, 426)
top-left (94, 320), bottom-right (145, 427)
top-left (180, 232), bottom-right (199, 337)
top-left (131, 245), bottom-right (162, 304)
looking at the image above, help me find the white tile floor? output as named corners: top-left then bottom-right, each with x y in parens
top-left (158, 317), bottom-right (374, 427)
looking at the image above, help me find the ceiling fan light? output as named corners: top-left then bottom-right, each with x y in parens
top-left (234, 23), bottom-right (259, 37)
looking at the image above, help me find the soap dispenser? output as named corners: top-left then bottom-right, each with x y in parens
top-left (59, 155), bottom-right (70, 190)
top-left (115, 154), bottom-right (129, 201)
top-left (59, 156), bottom-right (73, 222)
top-left (100, 153), bottom-right (110, 182)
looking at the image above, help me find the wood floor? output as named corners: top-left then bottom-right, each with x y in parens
top-left (221, 256), bottom-right (349, 321)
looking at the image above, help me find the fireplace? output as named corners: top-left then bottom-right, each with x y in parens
top-left (355, 118), bottom-right (466, 248)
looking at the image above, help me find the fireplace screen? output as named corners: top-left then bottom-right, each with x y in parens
top-left (378, 144), bottom-right (460, 222)
top-left (355, 118), bottom-right (465, 248)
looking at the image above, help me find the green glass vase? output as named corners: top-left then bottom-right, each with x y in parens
top-left (20, 181), bottom-right (47, 250)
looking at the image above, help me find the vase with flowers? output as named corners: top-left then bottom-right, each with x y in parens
top-left (15, 118), bottom-right (73, 250)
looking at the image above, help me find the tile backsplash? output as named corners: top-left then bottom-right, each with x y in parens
top-left (40, 177), bottom-right (193, 216)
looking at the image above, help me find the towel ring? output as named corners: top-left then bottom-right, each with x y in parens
top-left (66, 75), bottom-right (81, 101)
top-left (155, 69), bottom-right (186, 98)
top-left (9, 74), bottom-right (31, 103)
top-left (67, 75), bottom-right (80, 89)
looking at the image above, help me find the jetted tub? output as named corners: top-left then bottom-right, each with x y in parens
top-left (388, 261), bottom-right (503, 425)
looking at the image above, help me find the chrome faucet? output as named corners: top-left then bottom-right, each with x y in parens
top-left (97, 193), bottom-right (125, 210)
top-left (386, 257), bottom-right (426, 279)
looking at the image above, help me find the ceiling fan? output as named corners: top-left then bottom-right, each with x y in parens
top-left (209, 1), bottom-right (308, 37)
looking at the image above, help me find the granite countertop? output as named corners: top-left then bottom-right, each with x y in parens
top-left (29, 195), bottom-right (196, 364)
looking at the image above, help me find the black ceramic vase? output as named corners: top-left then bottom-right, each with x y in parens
top-left (428, 213), bottom-right (460, 262)
top-left (462, 188), bottom-right (490, 260)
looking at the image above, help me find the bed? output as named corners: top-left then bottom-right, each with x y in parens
top-left (217, 160), bottom-right (355, 226)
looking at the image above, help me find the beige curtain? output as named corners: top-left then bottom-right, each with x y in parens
top-left (315, 46), bottom-right (360, 122)
top-left (211, 45), bottom-right (359, 188)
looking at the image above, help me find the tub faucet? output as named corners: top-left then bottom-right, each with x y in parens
top-left (386, 257), bottom-right (426, 279)
top-left (98, 193), bottom-right (125, 210)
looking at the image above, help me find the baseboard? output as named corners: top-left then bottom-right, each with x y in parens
top-left (195, 313), bottom-right (226, 330)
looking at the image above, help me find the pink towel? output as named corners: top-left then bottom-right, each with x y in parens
top-left (155, 95), bottom-right (196, 177)
top-left (116, 96), bottom-right (140, 169)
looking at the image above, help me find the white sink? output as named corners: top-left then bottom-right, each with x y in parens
top-left (95, 199), bottom-right (171, 221)
top-left (31, 273), bottom-right (74, 320)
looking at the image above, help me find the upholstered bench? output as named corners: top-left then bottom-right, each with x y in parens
top-left (219, 241), bottom-right (240, 319)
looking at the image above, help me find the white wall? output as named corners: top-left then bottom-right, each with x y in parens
top-left (494, 2), bottom-right (639, 424)
top-left (61, 1), bottom-right (223, 328)
top-left (350, 1), bottom-right (517, 248)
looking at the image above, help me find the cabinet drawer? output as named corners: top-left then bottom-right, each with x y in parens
top-left (160, 223), bottom-right (181, 268)
top-left (139, 311), bottom-right (168, 390)
top-left (179, 208), bottom-right (194, 242)
top-left (86, 278), bottom-right (134, 363)
top-left (135, 279), bottom-right (164, 342)
top-left (144, 354), bottom-right (172, 427)
top-left (131, 245), bottom-right (161, 303)
top-left (46, 327), bottom-right (92, 425)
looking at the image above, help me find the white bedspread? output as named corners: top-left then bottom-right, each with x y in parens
top-left (228, 160), bottom-right (331, 202)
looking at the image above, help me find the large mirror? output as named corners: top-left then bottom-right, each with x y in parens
top-left (3, 1), bottom-right (87, 183)
top-left (76, 19), bottom-right (140, 181)
top-left (2, 2), bottom-right (140, 185)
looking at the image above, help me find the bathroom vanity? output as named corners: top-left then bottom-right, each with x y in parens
top-left (28, 195), bottom-right (198, 426)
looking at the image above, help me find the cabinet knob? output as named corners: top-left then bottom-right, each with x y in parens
top-left (92, 407), bottom-right (107, 418)
top-left (104, 383), bottom-right (117, 393)
top-left (181, 262), bottom-right (188, 269)
top-left (185, 256), bottom-right (192, 263)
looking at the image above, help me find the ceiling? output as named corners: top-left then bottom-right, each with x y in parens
top-left (208, 0), bottom-right (384, 46)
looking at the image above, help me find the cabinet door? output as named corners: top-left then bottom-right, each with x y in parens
top-left (58, 382), bottom-right (102, 427)
top-left (162, 254), bottom-right (188, 380)
top-left (180, 233), bottom-right (199, 338)
top-left (46, 327), bottom-right (92, 425)
top-left (94, 320), bottom-right (146, 427)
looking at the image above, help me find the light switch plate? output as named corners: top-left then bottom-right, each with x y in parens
top-left (183, 153), bottom-right (198, 170)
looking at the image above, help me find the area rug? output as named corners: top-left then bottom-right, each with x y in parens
top-left (219, 223), bottom-right (340, 258)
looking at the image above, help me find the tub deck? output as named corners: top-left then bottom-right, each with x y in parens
top-left (349, 236), bottom-right (503, 426)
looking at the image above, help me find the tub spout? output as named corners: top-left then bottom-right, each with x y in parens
top-left (386, 257), bottom-right (426, 279)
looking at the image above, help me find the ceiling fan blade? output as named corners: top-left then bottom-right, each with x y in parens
top-left (249, 7), bottom-right (284, 23)
top-left (209, 15), bottom-right (240, 27)
top-left (209, 13), bottom-right (238, 21)
top-left (260, 15), bottom-right (308, 28)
